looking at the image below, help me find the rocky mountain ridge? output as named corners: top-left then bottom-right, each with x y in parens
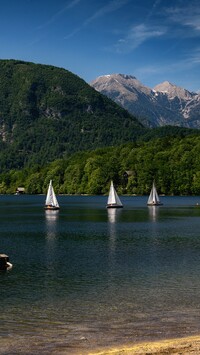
top-left (90, 74), bottom-right (200, 128)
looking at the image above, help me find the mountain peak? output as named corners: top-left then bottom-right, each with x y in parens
top-left (90, 73), bottom-right (200, 128)
top-left (90, 73), bottom-right (152, 96)
top-left (153, 81), bottom-right (196, 101)
top-left (154, 81), bottom-right (179, 93)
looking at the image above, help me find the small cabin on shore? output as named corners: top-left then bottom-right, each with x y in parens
top-left (15, 187), bottom-right (25, 195)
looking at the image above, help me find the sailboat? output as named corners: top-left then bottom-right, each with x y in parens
top-left (45, 180), bottom-right (60, 210)
top-left (107, 180), bottom-right (123, 208)
top-left (147, 181), bottom-right (163, 206)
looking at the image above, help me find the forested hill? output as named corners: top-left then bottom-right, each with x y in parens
top-left (0, 59), bottom-right (142, 171)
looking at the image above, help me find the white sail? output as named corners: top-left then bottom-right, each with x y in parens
top-left (147, 181), bottom-right (162, 206)
top-left (107, 181), bottom-right (123, 208)
top-left (45, 180), bottom-right (59, 209)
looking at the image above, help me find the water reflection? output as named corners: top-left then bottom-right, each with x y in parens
top-left (107, 208), bottom-right (122, 264)
top-left (107, 208), bottom-right (117, 224)
top-left (45, 210), bottom-right (59, 277)
top-left (148, 206), bottom-right (159, 222)
top-left (107, 207), bottom-right (122, 223)
top-left (45, 210), bottom-right (59, 240)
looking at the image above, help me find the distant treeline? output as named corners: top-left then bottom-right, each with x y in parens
top-left (1, 134), bottom-right (200, 195)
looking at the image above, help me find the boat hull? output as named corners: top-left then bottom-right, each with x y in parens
top-left (45, 206), bottom-right (60, 210)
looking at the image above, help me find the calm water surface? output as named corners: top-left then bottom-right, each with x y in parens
top-left (1, 195), bottom-right (200, 354)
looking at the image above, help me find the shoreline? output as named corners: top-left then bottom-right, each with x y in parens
top-left (89, 335), bottom-right (200, 354)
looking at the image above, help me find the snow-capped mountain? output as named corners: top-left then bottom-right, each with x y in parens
top-left (90, 74), bottom-right (200, 128)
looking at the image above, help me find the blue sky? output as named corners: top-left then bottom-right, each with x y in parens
top-left (1, 0), bottom-right (200, 92)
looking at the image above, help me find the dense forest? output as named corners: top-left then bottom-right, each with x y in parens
top-left (0, 59), bottom-right (142, 171)
top-left (1, 133), bottom-right (200, 196)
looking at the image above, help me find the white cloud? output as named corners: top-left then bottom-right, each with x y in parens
top-left (190, 47), bottom-right (200, 64)
top-left (113, 23), bottom-right (166, 53)
top-left (166, 2), bottom-right (200, 32)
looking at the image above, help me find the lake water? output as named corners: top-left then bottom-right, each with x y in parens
top-left (1, 195), bottom-right (200, 354)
